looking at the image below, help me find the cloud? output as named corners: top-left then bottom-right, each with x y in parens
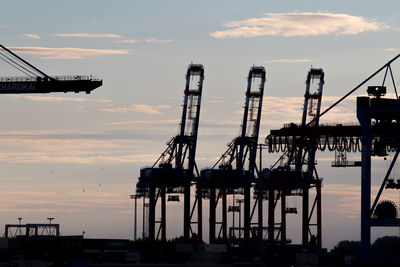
top-left (55, 33), bottom-right (121, 38)
top-left (101, 104), bottom-right (170, 114)
top-left (208, 99), bottom-right (228, 103)
top-left (265, 58), bottom-right (311, 64)
top-left (323, 183), bottom-right (400, 218)
top-left (145, 37), bottom-right (173, 43)
top-left (116, 39), bottom-right (138, 44)
top-left (260, 95), bottom-right (360, 130)
top-left (0, 189), bottom-right (130, 214)
top-left (116, 38), bottom-right (173, 44)
top-left (23, 33), bottom-right (40, 39)
top-left (210, 12), bottom-right (390, 38)
top-left (107, 119), bottom-right (179, 127)
top-left (0, 152), bottom-right (156, 164)
top-left (9, 95), bottom-right (112, 103)
top-left (0, 130), bottom-right (155, 164)
top-left (8, 46), bottom-right (130, 59)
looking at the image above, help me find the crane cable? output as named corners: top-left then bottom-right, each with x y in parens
top-left (0, 45), bottom-right (52, 79)
top-left (0, 46), bottom-right (42, 77)
top-left (0, 51), bottom-right (37, 78)
top-left (307, 53), bottom-right (400, 127)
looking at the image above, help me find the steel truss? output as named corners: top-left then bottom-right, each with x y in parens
top-left (267, 54), bottom-right (400, 264)
top-left (263, 68), bottom-right (324, 247)
top-left (5, 223), bottom-right (60, 238)
top-left (201, 66), bottom-right (266, 245)
top-left (136, 64), bottom-right (204, 242)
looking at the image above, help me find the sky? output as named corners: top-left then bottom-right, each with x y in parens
top-left (1, 0), bottom-right (400, 249)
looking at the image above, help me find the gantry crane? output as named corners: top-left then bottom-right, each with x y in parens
top-left (136, 64), bottom-right (204, 242)
top-left (0, 44), bottom-right (102, 94)
top-left (264, 68), bottom-right (324, 247)
top-left (201, 66), bottom-right (266, 244)
top-left (266, 54), bottom-right (400, 264)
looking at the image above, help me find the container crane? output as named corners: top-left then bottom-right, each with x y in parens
top-left (264, 68), bottom-right (324, 247)
top-left (201, 66), bottom-right (266, 244)
top-left (0, 44), bottom-right (102, 94)
top-left (136, 64), bottom-right (204, 242)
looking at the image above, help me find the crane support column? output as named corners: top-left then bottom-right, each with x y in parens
top-left (357, 96), bottom-right (372, 263)
top-left (244, 185), bottom-right (251, 241)
top-left (268, 188), bottom-right (275, 246)
top-left (209, 188), bottom-right (216, 243)
top-left (148, 185), bottom-right (156, 240)
top-left (302, 186), bottom-right (309, 245)
top-left (281, 190), bottom-right (287, 246)
top-left (161, 186), bottom-right (167, 242)
top-left (222, 188), bottom-right (228, 241)
top-left (316, 179), bottom-right (322, 248)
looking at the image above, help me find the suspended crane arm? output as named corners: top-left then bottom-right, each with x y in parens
top-left (0, 44), bottom-right (102, 94)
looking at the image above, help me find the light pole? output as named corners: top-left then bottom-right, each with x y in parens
top-left (130, 194), bottom-right (139, 241)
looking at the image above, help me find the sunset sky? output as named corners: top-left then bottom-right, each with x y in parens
top-left (1, 0), bottom-right (400, 248)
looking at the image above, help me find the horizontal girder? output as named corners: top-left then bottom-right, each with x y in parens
top-left (0, 77), bottom-right (102, 94)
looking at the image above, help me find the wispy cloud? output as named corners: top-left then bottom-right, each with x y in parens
top-left (101, 104), bottom-right (170, 114)
top-left (23, 33), bottom-right (40, 39)
top-left (145, 37), bottom-right (173, 43)
top-left (0, 130), bottom-right (154, 164)
top-left (55, 33), bottom-right (121, 38)
top-left (0, 152), bottom-right (156, 164)
top-left (0, 189), bottom-right (130, 214)
top-left (116, 39), bottom-right (138, 44)
top-left (107, 119), bottom-right (179, 127)
top-left (116, 38), bottom-right (173, 44)
top-left (9, 95), bottom-right (112, 103)
top-left (323, 183), bottom-right (399, 218)
top-left (265, 58), bottom-right (311, 64)
top-left (9, 46), bottom-right (130, 59)
top-left (261, 95), bottom-right (359, 129)
top-left (210, 12), bottom-right (389, 38)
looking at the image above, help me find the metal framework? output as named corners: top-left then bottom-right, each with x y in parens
top-left (136, 64), bottom-right (204, 242)
top-left (5, 223), bottom-right (60, 238)
top-left (0, 44), bottom-right (102, 94)
top-left (263, 68), bottom-right (324, 247)
top-left (201, 66), bottom-right (266, 244)
top-left (266, 54), bottom-right (400, 264)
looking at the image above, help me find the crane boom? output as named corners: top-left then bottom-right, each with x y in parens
top-left (0, 44), bottom-right (102, 94)
top-left (0, 76), bottom-right (102, 94)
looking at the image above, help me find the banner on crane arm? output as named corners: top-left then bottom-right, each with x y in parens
top-left (0, 82), bottom-right (36, 94)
